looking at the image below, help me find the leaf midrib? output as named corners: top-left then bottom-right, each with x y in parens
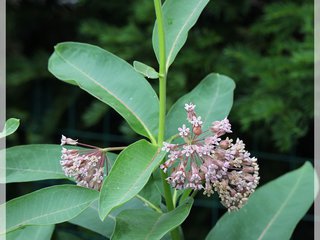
top-left (6, 167), bottom-right (63, 174)
top-left (54, 49), bottom-right (154, 141)
top-left (115, 148), bottom-right (160, 202)
top-left (8, 199), bottom-right (95, 232)
top-left (101, 148), bottom-right (160, 217)
top-left (257, 169), bottom-right (305, 239)
top-left (165, 0), bottom-right (207, 69)
top-left (144, 214), bottom-right (162, 239)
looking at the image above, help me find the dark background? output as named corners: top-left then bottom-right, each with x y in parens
top-left (6, 0), bottom-right (314, 239)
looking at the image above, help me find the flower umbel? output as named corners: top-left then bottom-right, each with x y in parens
top-left (160, 103), bottom-right (260, 211)
top-left (60, 136), bottom-right (107, 190)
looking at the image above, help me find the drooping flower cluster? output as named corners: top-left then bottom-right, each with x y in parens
top-left (160, 103), bottom-right (260, 211)
top-left (60, 135), bottom-right (106, 190)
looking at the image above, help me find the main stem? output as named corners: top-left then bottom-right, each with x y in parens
top-left (155, 0), bottom-right (166, 144)
top-left (154, 1), bottom-right (180, 240)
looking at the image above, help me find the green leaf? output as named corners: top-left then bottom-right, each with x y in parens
top-left (112, 198), bottom-right (194, 240)
top-left (4, 144), bottom-right (66, 183)
top-left (133, 61), bottom-right (159, 79)
top-left (0, 118), bottom-right (20, 138)
top-left (4, 185), bottom-right (98, 233)
top-left (166, 73), bottom-right (235, 139)
top-left (69, 198), bottom-right (148, 238)
top-left (3, 144), bottom-right (117, 184)
top-left (6, 225), bottom-right (55, 240)
top-left (48, 42), bottom-right (158, 142)
top-left (206, 162), bottom-right (317, 240)
top-left (153, 0), bottom-right (209, 70)
top-left (99, 140), bottom-right (166, 220)
top-left (138, 175), bottom-right (162, 208)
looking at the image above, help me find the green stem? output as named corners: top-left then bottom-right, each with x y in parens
top-left (172, 189), bottom-right (178, 207)
top-left (136, 194), bottom-right (163, 213)
top-left (154, 1), bottom-right (180, 240)
top-left (155, 1), bottom-right (166, 145)
top-left (101, 146), bottom-right (127, 152)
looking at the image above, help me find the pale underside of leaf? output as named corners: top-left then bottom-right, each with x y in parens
top-left (133, 61), bottom-right (158, 79)
top-left (0, 118), bottom-right (20, 138)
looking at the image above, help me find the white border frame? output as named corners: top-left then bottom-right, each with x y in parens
top-left (315, 0), bottom-right (319, 239)
top-left (0, 1), bottom-right (5, 239)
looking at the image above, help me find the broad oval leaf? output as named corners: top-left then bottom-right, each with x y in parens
top-left (165, 73), bottom-right (235, 139)
top-left (0, 118), bottom-right (20, 138)
top-left (6, 225), bottom-right (55, 240)
top-left (206, 161), bottom-right (317, 240)
top-left (112, 198), bottom-right (194, 240)
top-left (4, 144), bottom-right (65, 183)
top-left (4, 185), bottom-right (98, 233)
top-left (153, 0), bottom-right (209, 70)
top-left (99, 140), bottom-right (166, 220)
top-left (48, 42), bottom-right (159, 142)
top-left (69, 198), bottom-right (149, 238)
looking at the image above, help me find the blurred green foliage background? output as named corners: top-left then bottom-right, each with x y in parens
top-left (6, 0), bottom-right (314, 239)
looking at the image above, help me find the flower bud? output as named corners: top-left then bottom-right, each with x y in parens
top-left (219, 140), bottom-right (230, 149)
top-left (243, 166), bottom-right (254, 173)
top-left (193, 126), bottom-right (202, 135)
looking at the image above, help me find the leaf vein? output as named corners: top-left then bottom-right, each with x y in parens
top-left (55, 50), bottom-right (155, 142)
top-left (257, 169), bottom-right (305, 239)
top-left (165, 0), bottom-right (206, 69)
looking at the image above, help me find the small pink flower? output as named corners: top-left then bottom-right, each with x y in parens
top-left (184, 103), bottom-right (196, 112)
top-left (60, 136), bottom-right (107, 191)
top-left (211, 118), bottom-right (232, 136)
top-left (190, 116), bottom-right (203, 127)
top-left (61, 135), bottom-right (78, 145)
top-left (205, 136), bottom-right (221, 145)
top-left (161, 142), bottom-right (176, 152)
top-left (168, 150), bottom-right (180, 161)
top-left (184, 103), bottom-right (197, 121)
top-left (186, 163), bottom-right (203, 190)
top-left (181, 145), bottom-right (194, 157)
top-left (178, 124), bottom-right (190, 137)
top-left (159, 102), bottom-right (259, 211)
top-left (160, 158), bottom-right (175, 173)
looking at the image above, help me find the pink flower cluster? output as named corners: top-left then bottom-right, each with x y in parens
top-left (60, 135), bottom-right (105, 190)
top-left (161, 103), bottom-right (260, 211)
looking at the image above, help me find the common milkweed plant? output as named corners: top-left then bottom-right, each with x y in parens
top-left (3, 0), bottom-right (317, 240)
